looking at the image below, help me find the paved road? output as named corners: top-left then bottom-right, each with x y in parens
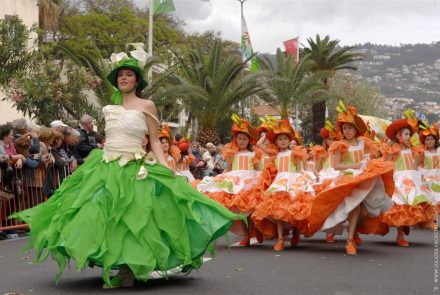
top-left (0, 228), bottom-right (438, 295)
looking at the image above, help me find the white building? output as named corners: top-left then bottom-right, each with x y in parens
top-left (0, 0), bottom-right (38, 124)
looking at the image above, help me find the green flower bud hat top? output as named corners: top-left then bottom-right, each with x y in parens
top-left (106, 43), bottom-right (149, 104)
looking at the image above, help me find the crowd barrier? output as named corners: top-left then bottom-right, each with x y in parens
top-left (0, 164), bottom-right (71, 231)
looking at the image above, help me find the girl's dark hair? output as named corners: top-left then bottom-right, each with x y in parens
top-left (425, 134), bottom-right (439, 149)
top-left (236, 132), bottom-right (254, 151)
top-left (0, 123), bottom-right (13, 140)
top-left (394, 127), bottom-right (412, 143)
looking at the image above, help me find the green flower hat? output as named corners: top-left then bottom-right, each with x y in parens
top-left (106, 43), bottom-right (149, 104)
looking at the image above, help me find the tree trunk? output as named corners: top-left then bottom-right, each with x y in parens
top-left (312, 100), bottom-right (326, 144)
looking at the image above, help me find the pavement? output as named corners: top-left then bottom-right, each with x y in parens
top-left (0, 228), bottom-right (438, 295)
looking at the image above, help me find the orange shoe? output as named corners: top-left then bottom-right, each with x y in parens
top-left (256, 230), bottom-right (264, 243)
top-left (326, 233), bottom-right (335, 244)
top-left (345, 239), bottom-right (357, 255)
top-left (274, 239), bottom-right (285, 251)
top-left (290, 230), bottom-right (300, 247)
top-left (396, 236), bottom-right (409, 247)
top-left (354, 233), bottom-right (362, 246)
top-left (239, 236), bottom-right (250, 247)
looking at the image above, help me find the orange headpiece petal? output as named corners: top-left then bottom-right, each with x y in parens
top-left (266, 119), bottom-right (296, 144)
top-left (231, 114), bottom-right (259, 144)
top-left (158, 124), bottom-right (173, 142)
top-left (336, 103), bottom-right (367, 135)
top-left (419, 123), bottom-right (439, 143)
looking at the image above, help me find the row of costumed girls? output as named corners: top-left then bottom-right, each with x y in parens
top-left (163, 102), bottom-right (440, 255)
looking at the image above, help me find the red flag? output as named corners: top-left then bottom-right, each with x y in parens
top-left (283, 37), bottom-right (299, 64)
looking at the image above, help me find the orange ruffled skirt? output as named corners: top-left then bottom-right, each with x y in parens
top-left (307, 159), bottom-right (395, 236)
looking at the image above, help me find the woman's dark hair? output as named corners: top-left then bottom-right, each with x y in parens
top-left (117, 68), bottom-right (144, 98)
top-left (0, 123), bottom-right (13, 140)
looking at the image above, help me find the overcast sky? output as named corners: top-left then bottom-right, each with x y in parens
top-left (134, 0), bottom-right (440, 54)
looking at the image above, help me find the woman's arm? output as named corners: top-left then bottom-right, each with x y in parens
top-left (143, 100), bottom-right (170, 168)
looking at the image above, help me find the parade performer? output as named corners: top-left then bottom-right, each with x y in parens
top-left (11, 45), bottom-right (241, 288)
top-left (253, 119), bottom-right (315, 251)
top-left (418, 122), bottom-right (440, 212)
top-left (176, 135), bottom-right (196, 182)
top-left (311, 122), bottom-right (343, 243)
top-left (381, 111), bottom-right (435, 246)
top-left (158, 123), bottom-right (181, 171)
top-left (197, 114), bottom-right (262, 246)
top-left (307, 101), bottom-right (394, 255)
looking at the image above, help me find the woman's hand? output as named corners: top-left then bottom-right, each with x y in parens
top-left (15, 158), bottom-right (23, 169)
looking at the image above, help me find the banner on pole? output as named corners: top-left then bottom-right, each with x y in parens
top-left (241, 13), bottom-right (259, 72)
top-left (153, 0), bottom-right (175, 15)
top-left (283, 37), bottom-right (299, 64)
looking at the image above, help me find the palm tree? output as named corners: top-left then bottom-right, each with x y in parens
top-left (302, 34), bottom-right (363, 143)
top-left (165, 39), bottom-right (266, 145)
top-left (258, 49), bottom-right (329, 120)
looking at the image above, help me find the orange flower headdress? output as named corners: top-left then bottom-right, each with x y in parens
top-left (336, 100), bottom-right (368, 136)
top-left (177, 134), bottom-right (191, 153)
top-left (419, 122), bottom-right (439, 144)
top-left (322, 120), bottom-right (343, 141)
top-left (231, 114), bottom-right (259, 144)
top-left (364, 121), bottom-right (377, 141)
top-left (385, 109), bottom-right (419, 141)
top-left (266, 118), bottom-right (296, 144)
top-left (158, 124), bottom-right (173, 143)
top-left (257, 115), bottom-right (278, 135)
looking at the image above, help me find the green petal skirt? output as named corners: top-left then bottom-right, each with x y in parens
top-left (11, 150), bottom-right (241, 284)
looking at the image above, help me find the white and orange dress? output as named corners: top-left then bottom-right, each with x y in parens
top-left (307, 138), bottom-right (394, 236)
top-left (253, 147), bottom-right (315, 237)
top-left (197, 143), bottom-right (262, 214)
top-left (381, 144), bottom-right (435, 229)
top-left (420, 147), bottom-right (440, 212)
top-left (176, 152), bottom-right (196, 182)
top-left (311, 145), bottom-right (340, 194)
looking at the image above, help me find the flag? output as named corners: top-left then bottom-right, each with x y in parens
top-left (153, 0), bottom-right (175, 15)
top-left (241, 13), bottom-right (259, 72)
top-left (283, 37), bottom-right (299, 64)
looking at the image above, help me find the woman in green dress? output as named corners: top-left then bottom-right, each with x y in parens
top-left (11, 46), bottom-right (241, 288)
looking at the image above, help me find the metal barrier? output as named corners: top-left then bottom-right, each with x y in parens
top-left (0, 164), bottom-right (71, 231)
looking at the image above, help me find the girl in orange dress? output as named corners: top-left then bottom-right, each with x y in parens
top-left (418, 123), bottom-right (440, 213)
top-left (158, 124), bottom-right (181, 171)
top-left (311, 123), bottom-right (343, 244)
top-left (253, 119), bottom-right (315, 251)
top-left (176, 136), bottom-right (196, 182)
top-left (381, 115), bottom-right (435, 246)
top-left (197, 114), bottom-right (262, 246)
top-left (307, 102), bottom-right (394, 255)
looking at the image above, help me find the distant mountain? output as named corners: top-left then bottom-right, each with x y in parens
top-left (350, 42), bottom-right (440, 102)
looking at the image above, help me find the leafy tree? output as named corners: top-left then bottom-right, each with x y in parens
top-left (0, 16), bottom-right (37, 88)
top-left (164, 39), bottom-right (266, 145)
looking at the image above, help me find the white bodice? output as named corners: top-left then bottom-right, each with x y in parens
top-left (102, 105), bottom-right (154, 166)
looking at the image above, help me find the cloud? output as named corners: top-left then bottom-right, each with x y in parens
top-left (133, 0), bottom-right (440, 53)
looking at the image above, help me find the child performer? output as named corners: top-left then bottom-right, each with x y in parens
top-left (307, 101), bottom-right (394, 255)
top-left (381, 113), bottom-right (435, 246)
top-left (419, 123), bottom-right (440, 213)
top-left (158, 124), bottom-right (181, 171)
top-left (197, 114), bottom-right (262, 246)
top-left (253, 119), bottom-right (315, 251)
top-left (176, 135), bottom-right (196, 182)
top-left (311, 122), bottom-right (343, 243)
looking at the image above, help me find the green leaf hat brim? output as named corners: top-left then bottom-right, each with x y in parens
top-left (107, 59), bottom-right (148, 91)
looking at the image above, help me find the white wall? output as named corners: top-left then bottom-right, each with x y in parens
top-left (0, 0), bottom-right (38, 123)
